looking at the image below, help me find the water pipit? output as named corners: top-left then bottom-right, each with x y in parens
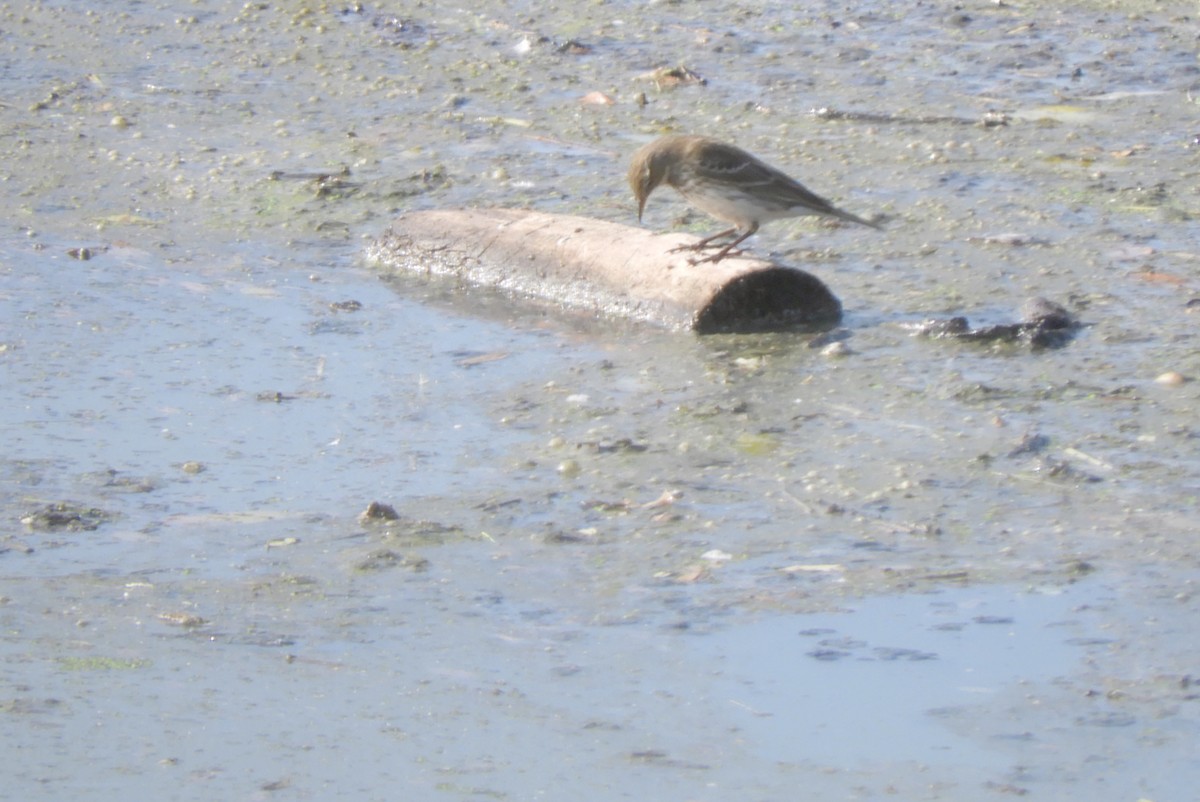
top-left (628, 134), bottom-right (880, 264)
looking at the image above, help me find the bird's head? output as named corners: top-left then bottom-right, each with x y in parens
top-left (628, 140), bottom-right (671, 223)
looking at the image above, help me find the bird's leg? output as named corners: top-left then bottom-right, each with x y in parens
top-left (691, 227), bottom-right (741, 250)
top-left (668, 226), bottom-right (739, 257)
top-left (685, 225), bottom-right (758, 265)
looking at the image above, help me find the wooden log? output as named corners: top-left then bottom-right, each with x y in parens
top-left (364, 208), bottom-right (842, 334)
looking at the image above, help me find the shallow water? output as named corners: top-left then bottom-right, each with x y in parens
top-left (2, 0), bottom-right (1200, 799)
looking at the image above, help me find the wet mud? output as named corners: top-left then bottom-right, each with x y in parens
top-left (2, 1), bottom-right (1199, 800)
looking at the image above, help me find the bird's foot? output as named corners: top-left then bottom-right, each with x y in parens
top-left (686, 250), bottom-right (737, 266)
top-left (669, 226), bottom-right (739, 254)
top-left (685, 244), bottom-right (748, 265)
top-left (670, 240), bottom-right (747, 265)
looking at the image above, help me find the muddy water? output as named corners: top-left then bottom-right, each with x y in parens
top-left (2, 1), bottom-right (1199, 799)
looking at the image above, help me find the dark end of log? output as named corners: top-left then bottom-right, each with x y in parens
top-left (696, 267), bottom-right (843, 334)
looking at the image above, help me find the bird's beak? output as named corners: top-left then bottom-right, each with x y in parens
top-left (630, 157), bottom-right (655, 223)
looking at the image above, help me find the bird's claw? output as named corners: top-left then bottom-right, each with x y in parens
top-left (671, 241), bottom-right (746, 265)
top-left (687, 246), bottom-right (747, 265)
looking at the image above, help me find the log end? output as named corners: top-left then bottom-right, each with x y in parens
top-left (694, 266), bottom-right (843, 334)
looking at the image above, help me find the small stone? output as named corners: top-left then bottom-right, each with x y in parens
top-left (360, 501), bottom-right (400, 522)
top-left (820, 341), bottom-right (853, 358)
top-left (1155, 371), bottom-right (1186, 386)
top-left (701, 549), bottom-right (733, 563)
top-left (158, 612), bottom-right (207, 628)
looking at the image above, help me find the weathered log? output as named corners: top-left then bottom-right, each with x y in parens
top-left (364, 208), bottom-right (842, 334)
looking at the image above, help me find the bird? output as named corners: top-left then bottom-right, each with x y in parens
top-left (628, 134), bottom-right (881, 264)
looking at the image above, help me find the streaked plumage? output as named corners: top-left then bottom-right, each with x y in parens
top-left (628, 134), bottom-right (880, 264)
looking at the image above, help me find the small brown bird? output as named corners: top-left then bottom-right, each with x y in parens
top-left (628, 134), bottom-right (881, 264)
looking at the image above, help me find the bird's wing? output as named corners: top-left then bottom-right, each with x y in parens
top-left (692, 140), bottom-right (880, 228)
top-left (694, 142), bottom-right (835, 209)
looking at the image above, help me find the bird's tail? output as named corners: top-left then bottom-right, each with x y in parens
top-left (831, 206), bottom-right (883, 230)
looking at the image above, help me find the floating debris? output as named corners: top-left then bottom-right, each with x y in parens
top-left (359, 501), bottom-right (400, 523)
top-left (158, 612), bottom-right (207, 628)
top-left (353, 549), bottom-right (430, 573)
top-left (580, 90), bottom-right (615, 106)
top-left (556, 39), bottom-right (593, 55)
top-left (67, 246), bottom-right (104, 260)
top-left (1006, 432), bottom-right (1050, 458)
top-left (638, 65), bottom-right (707, 90)
top-left (368, 14), bottom-right (432, 49)
top-left (969, 232), bottom-right (1052, 247)
top-left (909, 297), bottom-right (1080, 350)
top-left (641, 489), bottom-right (682, 509)
top-left (21, 502), bottom-right (113, 532)
top-left (780, 564), bottom-right (844, 574)
top-left (256, 391), bottom-right (297, 403)
top-left (453, 350), bottom-right (509, 368)
top-left (813, 107), bottom-right (1008, 127)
